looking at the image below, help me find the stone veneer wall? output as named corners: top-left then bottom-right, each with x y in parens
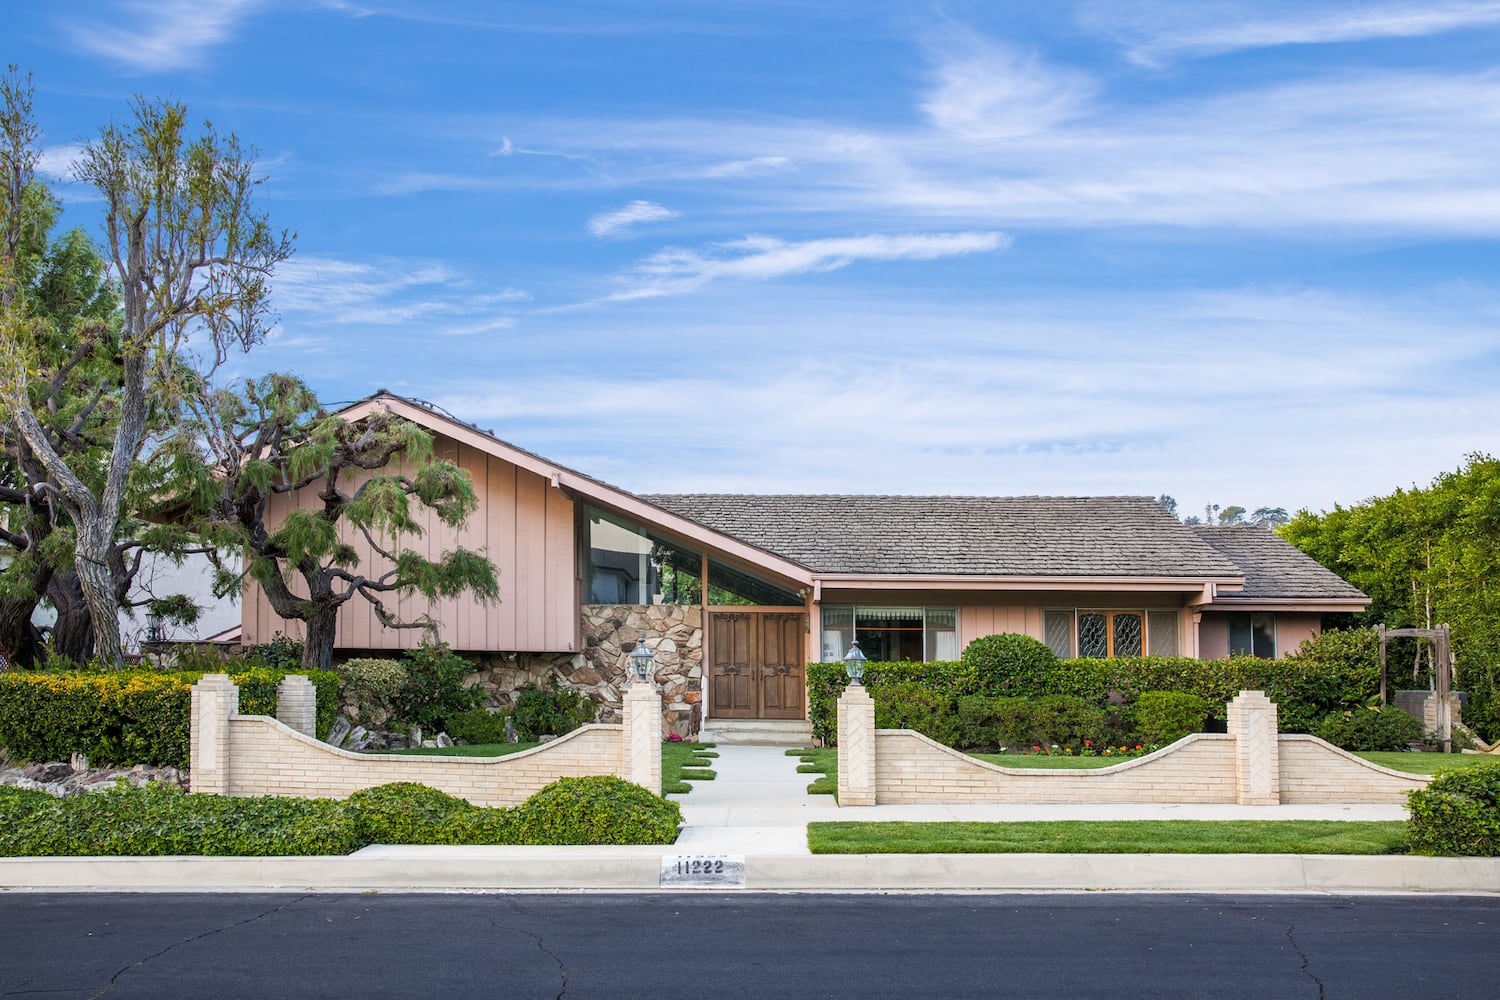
top-left (461, 604), bottom-right (703, 739)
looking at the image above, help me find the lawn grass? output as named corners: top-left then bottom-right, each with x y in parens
top-left (382, 739), bottom-right (720, 794)
top-left (787, 747), bottom-right (837, 795)
top-left (1355, 751), bottom-right (1493, 774)
top-left (663, 741), bottom-right (718, 794)
top-left (806, 820), bottom-right (1409, 855)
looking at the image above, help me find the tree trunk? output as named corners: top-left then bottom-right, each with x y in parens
top-left (301, 602), bottom-right (339, 672)
top-left (46, 572), bottom-right (95, 665)
top-left (0, 597), bottom-right (44, 669)
top-left (74, 528), bottom-right (122, 667)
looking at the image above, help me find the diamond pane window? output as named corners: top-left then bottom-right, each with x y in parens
top-left (1113, 613), bottom-right (1143, 657)
top-left (1078, 613), bottom-right (1109, 658)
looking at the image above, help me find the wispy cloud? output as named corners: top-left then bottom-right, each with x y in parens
top-left (701, 155), bottom-right (792, 178)
top-left (273, 255), bottom-right (527, 328)
top-left (1086, 1), bottom-right (1500, 65)
top-left (588, 200), bottom-right (681, 238)
top-left (62, 0), bottom-right (266, 73)
top-left (920, 31), bottom-right (1097, 138)
top-left (606, 231), bottom-right (1008, 301)
top-left (34, 143), bottom-right (82, 180)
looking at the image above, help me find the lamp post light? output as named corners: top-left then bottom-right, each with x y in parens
top-left (842, 640), bottom-right (867, 686)
top-left (629, 639), bottom-right (656, 684)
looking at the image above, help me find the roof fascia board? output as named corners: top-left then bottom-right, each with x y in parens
top-left (814, 575), bottom-right (1245, 593)
top-left (1202, 599), bottom-right (1370, 612)
top-left (341, 395), bottom-right (815, 587)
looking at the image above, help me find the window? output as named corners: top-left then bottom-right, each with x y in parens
top-left (820, 605), bottom-right (959, 663)
top-left (1228, 612), bottom-right (1276, 659)
top-left (583, 506), bottom-right (701, 605)
top-left (1043, 610), bottom-right (1073, 659)
top-left (1058, 609), bottom-right (1179, 658)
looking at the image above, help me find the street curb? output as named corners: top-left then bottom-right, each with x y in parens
top-left (2, 852), bottom-right (1496, 893)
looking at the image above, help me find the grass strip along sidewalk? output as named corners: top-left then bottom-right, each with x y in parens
top-left (807, 820), bottom-right (1410, 855)
top-left (386, 740), bottom-right (719, 794)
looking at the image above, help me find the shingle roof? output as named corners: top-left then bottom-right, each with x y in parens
top-left (641, 494), bottom-right (1244, 578)
top-left (1191, 526), bottom-right (1367, 601)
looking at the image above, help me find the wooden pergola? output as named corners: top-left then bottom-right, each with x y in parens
top-left (1377, 623), bottom-right (1454, 753)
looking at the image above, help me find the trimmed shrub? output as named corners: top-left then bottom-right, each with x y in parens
top-left (1407, 761), bottom-right (1500, 857)
top-left (344, 782), bottom-right (479, 845)
top-left (1316, 706), bottom-right (1425, 751)
top-left (448, 708), bottom-right (513, 745)
top-left (806, 659), bottom-right (965, 746)
top-left (508, 775), bottom-right (682, 845)
top-left (0, 666), bottom-right (339, 769)
top-left (337, 657), bottom-right (408, 724)
top-left (1135, 691), bottom-right (1210, 746)
top-left (511, 684), bottom-right (595, 741)
top-left (0, 781), bottom-right (362, 857)
top-left (873, 682), bottom-right (959, 746)
top-left (389, 642), bottom-right (486, 731)
top-left (960, 633), bottom-right (1059, 697)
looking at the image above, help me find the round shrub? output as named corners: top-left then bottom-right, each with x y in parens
top-left (509, 776), bottom-right (682, 845)
top-left (960, 633), bottom-right (1058, 697)
top-left (390, 643), bottom-right (486, 731)
top-left (344, 781), bottom-right (476, 845)
top-left (336, 657), bottom-right (408, 725)
top-left (448, 708), bottom-right (513, 745)
top-left (1407, 761), bottom-right (1500, 857)
top-left (1134, 691), bottom-right (1210, 746)
top-left (1316, 706), bottom-right (1424, 751)
top-left (511, 684), bottom-right (595, 741)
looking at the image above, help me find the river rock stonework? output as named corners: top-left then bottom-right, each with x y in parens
top-left (463, 604), bottom-right (703, 738)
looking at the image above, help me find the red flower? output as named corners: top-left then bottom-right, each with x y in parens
top-left (1084, 740), bottom-right (1092, 746)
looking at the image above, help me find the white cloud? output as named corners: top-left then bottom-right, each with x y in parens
top-left (1091, 1), bottom-right (1500, 64)
top-left (587, 200), bottom-right (682, 238)
top-left (434, 282), bottom-right (1500, 518)
top-left (606, 231), bottom-right (1008, 301)
top-left (34, 144), bottom-right (82, 180)
top-left (920, 33), bottom-right (1097, 138)
top-left (701, 155), bottom-right (792, 178)
top-left (273, 254), bottom-right (527, 327)
top-left (62, 0), bottom-right (266, 73)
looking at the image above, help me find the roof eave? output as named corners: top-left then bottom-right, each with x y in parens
top-left (815, 574), bottom-right (1246, 593)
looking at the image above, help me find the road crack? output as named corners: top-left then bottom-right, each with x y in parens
top-left (1285, 923), bottom-right (1326, 1000)
top-left (489, 901), bottom-right (567, 1000)
top-left (86, 894), bottom-right (315, 999)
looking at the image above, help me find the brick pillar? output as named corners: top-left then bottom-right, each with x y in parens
top-left (622, 681), bottom-right (662, 795)
top-left (276, 674), bottom-right (318, 737)
top-left (1227, 690), bottom-right (1280, 806)
top-left (837, 685), bottom-right (877, 806)
top-left (189, 673), bottom-right (240, 795)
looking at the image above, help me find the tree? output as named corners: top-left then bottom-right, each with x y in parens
top-left (1280, 454), bottom-right (1500, 739)
top-left (0, 76), bottom-right (292, 666)
top-left (171, 375), bottom-right (499, 671)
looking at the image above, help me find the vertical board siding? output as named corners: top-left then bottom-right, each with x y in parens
top-left (240, 432), bottom-right (576, 653)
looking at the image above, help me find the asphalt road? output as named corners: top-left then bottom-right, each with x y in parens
top-left (0, 892), bottom-right (1492, 999)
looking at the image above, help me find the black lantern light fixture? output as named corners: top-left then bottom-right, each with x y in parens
top-left (842, 640), bottom-right (867, 685)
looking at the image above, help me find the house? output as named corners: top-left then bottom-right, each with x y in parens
top-left (240, 392), bottom-right (1368, 740)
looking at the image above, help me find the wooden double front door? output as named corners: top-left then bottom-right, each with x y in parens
top-left (707, 610), bottom-right (806, 719)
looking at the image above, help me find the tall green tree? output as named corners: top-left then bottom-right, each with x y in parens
top-left (1280, 454), bottom-right (1500, 738)
top-left (171, 375), bottom-right (500, 671)
top-left (0, 73), bottom-right (292, 666)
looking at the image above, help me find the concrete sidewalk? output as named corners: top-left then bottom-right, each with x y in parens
top-left (670, 745), bottom-right (834, 855)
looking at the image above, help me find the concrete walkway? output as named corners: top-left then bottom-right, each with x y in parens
top-left (671, 746), bottom-right (834, 855)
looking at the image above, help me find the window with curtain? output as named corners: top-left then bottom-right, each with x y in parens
top-left (820, 605), bottom-right (958, 663)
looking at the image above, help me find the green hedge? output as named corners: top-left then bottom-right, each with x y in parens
top-left (808, 629), bottom-right (1382, 746)
top-left (0, 666), bottom-right (339, 769)
top-left (1316, 706), bottom-right (1425, 751)
top-left (0, 776), bottom-right (683, 856)
top-left (1407, 761), bottom-right (1500, 857)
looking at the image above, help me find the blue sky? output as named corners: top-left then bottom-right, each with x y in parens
top-left (13, 1), bottom-right (1500, 518)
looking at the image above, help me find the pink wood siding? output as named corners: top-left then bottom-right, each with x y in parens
top-left (960, 606), bottom-right (1045, 645)
top-left (241, 432), bottom-right (577, 653)
top-left (1274, 614), bottom-right (1321, 658)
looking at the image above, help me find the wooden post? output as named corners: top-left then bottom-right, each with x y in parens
top-left (1435, 623), bottom-right (1453, 753)
top-left (1380, 620), bottom-right (1392, 707)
